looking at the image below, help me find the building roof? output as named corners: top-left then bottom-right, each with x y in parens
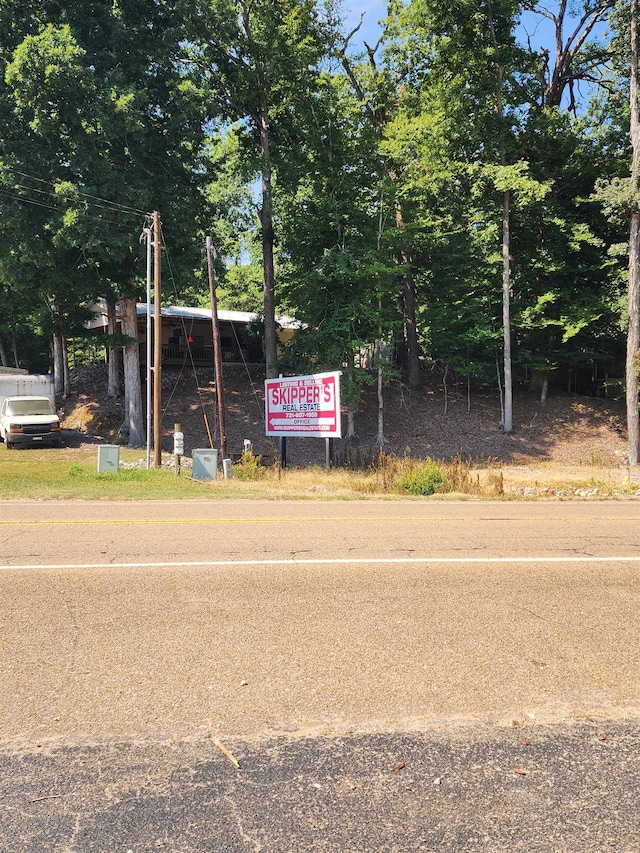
top-left (137, 304), bottom-right (258, 324)
top-left (87, 302), bottom-right (301, 330)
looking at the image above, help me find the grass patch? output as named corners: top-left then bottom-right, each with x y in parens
top-left (0, 443), bottom-right (629, 500)
top-left (0, 447), bottom-right (202, 500)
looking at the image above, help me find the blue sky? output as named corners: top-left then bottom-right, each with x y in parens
top-left (343, 0), bottom-right (386, 46)
top-left (343, 1), bottom-right (566, 49)
top-left (341, 2), bottom-right (609, 90)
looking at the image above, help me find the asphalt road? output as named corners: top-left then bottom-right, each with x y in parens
top-left (1, 499), bottom-right (640, 851)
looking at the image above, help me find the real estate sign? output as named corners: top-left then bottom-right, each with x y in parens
top-left (265, 372), bottom-right (342, 439)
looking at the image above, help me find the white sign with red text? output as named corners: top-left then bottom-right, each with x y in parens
top-left (265, 372), bottom-right (342, 438)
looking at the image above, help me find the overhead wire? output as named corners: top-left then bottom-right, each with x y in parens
top-left (0, 187), bottom-right (62, 213)
top-left (2, 166), bottom-right (149, 216)
top-left (159, 220), bottom-right (217, 449)
top-left (229, 319), bottom-right (266, 429)
top-left (0, 184), bottom-right (146, 231)
top-left (9, 179), bottom-right (146, 221)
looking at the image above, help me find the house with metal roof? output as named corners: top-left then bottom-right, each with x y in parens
top-left (88, 303), bottom-right (301, 367)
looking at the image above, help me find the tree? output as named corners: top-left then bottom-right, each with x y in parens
top-left (384, 0), bottom-right (622, 429)
top-left (200, 128), bottom-right (264, 313)
top-left (384, 0), bottom-right (531, 429)
top-left (523, 0), bottom-right (616, 111)
top-left (339, 13), bottom-right (424, 389)
top-left (0, 1), bottom-right (208, 444)
top-left (278, 68), bottom-right (397, 440)
top-left (184, 0), bottom-right (328, 378)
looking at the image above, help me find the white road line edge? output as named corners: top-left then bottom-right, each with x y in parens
top-left (2, 555), bottom-right (640, 570)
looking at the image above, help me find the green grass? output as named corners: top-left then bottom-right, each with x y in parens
top-left (0, 449), bottom-right (397, 500)
top-left (1, 447), bottom-right (198, 500)
top-left (0, 445), bottom-right (454, 500)
top-left (0, 444), bottom-right (630, 501)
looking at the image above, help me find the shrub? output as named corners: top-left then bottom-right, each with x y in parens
top-left (397, 458), bottom-right (446, 496)
top-left (233, 448), bottom-right (267, 481)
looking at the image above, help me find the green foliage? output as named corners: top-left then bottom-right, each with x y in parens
top-left (218, 263), bottom-right (264, 313)
top-left (232, 447), bottom-right (267, 480)
top-left (0, 0), bottom-right (630, 404)
top-left (0, 0), bottom-right (208, 373)
top-left (370, 451), bottom-right (446, 494)
top-left (396, 458), bottom-right (446, 495)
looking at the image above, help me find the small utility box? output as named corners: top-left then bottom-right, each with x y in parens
top-left (97, 445), bottom-right (120, 473)
top-left (192, 448), bottom-right (218, 480)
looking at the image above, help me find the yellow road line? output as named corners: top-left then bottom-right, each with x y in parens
top-left (0, 515), bottom-right (638, 526)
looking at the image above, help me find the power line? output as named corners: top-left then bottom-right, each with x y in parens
top-left (8, 179), bottom-right (147, 221)
top-left (0, 186), bottom-right (145, 231)
top-left (2, 166), bottom-right (150, 216)
top-left (0, 187), bottom-right (62, 213)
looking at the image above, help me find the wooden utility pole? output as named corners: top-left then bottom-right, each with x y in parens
top-left (206, 237), bottom-right (227, 460)
top-left (502, 191), bottom-right (513, 434)
top-left (628, 0), bottom-right (640, 467)
top-left (153, 211), bottom-right (162, 468)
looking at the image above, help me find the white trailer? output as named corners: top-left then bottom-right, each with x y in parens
top-left (0, 371), bottom-right (55, 408)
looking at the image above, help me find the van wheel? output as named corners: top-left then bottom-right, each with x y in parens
top-left (6, 440), bottom-right (13, 449)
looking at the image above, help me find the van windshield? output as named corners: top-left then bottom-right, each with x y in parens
top-left (6, 399), bottom-right (54, 416)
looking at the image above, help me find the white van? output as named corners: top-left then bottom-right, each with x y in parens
top-left (0, 396), bottom-right (61, 449)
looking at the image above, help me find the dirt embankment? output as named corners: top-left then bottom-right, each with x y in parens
top-left (59, 363), bottom-right (629, 475)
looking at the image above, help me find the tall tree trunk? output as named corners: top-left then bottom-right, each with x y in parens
top-left (374, 216), bottom-right (387, 446)
top-left (61, 335), bottom-right (70, 398)
top-left (10, 332), bottom-right (19, 368)
top-left (345, 352), bottom-right (358, 442)
top-left (487, 0), bottom-right (512, 434)
top-left (107, 299), bottom-right (122, 398)
top-left (540, 372), bottom-right (549, 404)
top-left (628, 0), bottom-right (640, 467)
top-left (628, 215), bottom-right (640, 466)
top-left (49, 298), bottom-right (65, 393)
top-left (375, 331), bottom-right (388, 447)
top-left (53, 334), bottom-right (64, 395)
top-left (628, 216), bottom-right (640, 466)
top-left (346, 405), bottom-right (357, 442)
top-left (258, 95), bottom-right (278, 380)
top-left (502, 190), bottom-right (513, 433)
top-left (395, 201), bottom-right (421, 388)
top-left (0, 339), bottom-right (9, 366)
top-left (238, 0), bottom-right (278, 379)
top-left (375, 353), bottom-right (385, 446)
top-left (119, 295), bottom-right (144, 447)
